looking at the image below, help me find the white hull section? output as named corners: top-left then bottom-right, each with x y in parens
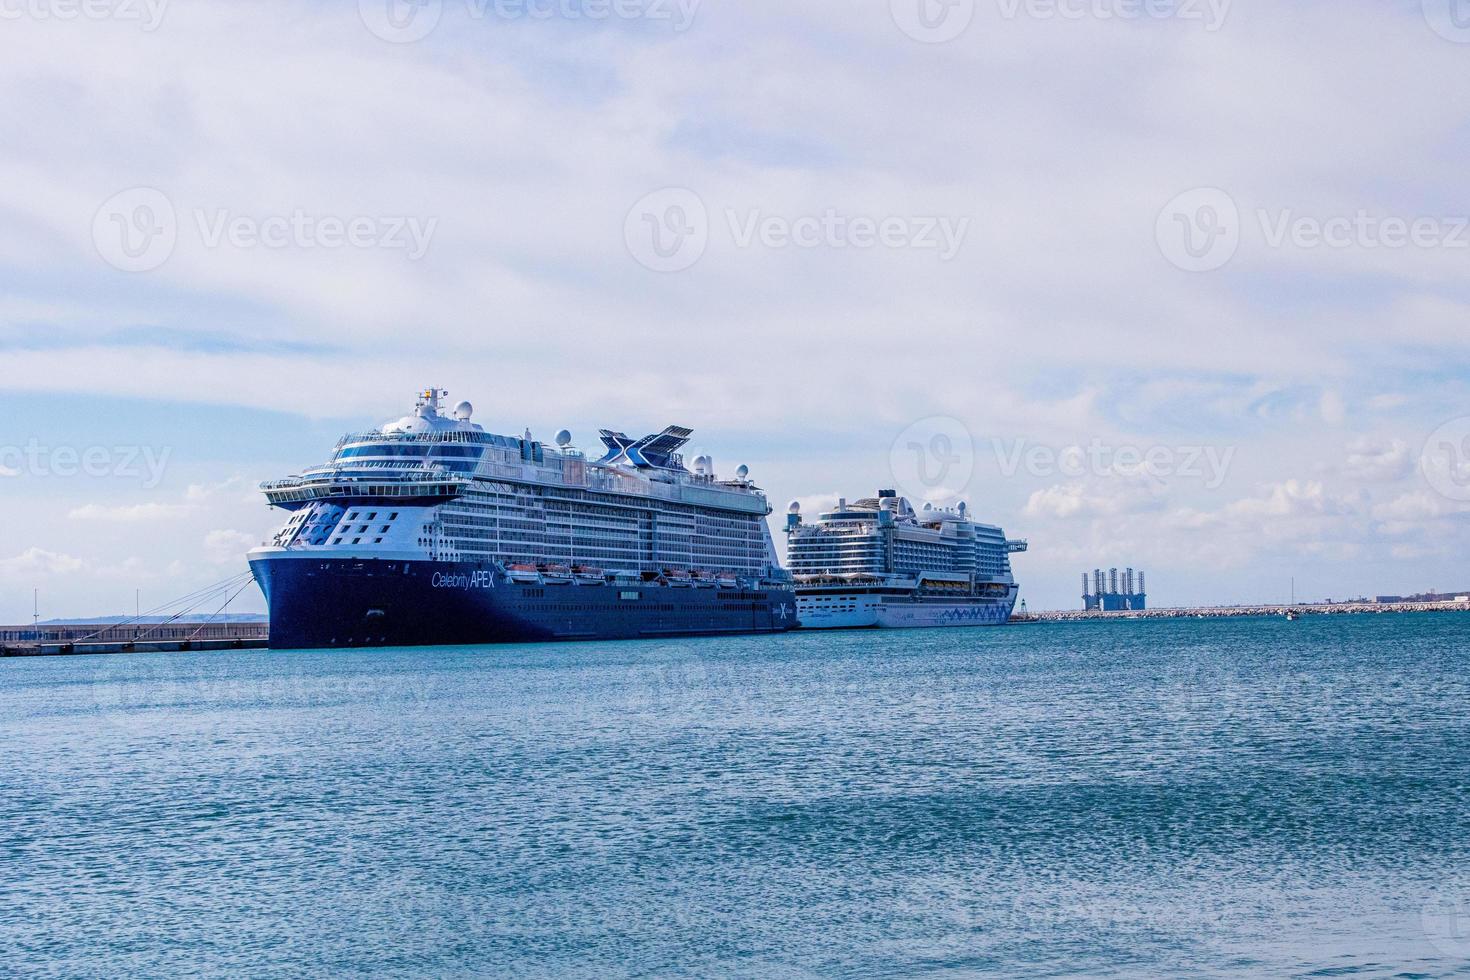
top-left (796, 592), bottom-right (1017, 630)
top-left (876, 599), bottom-right (1015, 629)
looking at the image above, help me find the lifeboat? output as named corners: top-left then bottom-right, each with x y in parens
top-left (572, 565), bottom-right (606, 585)
top-left (663, 569), bottom-right (693, 588)
top-left (506, 563), bottom-right (541, 584)
top-left (540, 564), bottom-right (573, 585)
top-left (716, 572), bottom-right (739, 589)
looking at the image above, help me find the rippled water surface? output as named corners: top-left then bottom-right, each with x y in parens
top-left (5, 614), bottom-right (1470, 977)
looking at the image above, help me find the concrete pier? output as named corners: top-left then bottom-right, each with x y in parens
top-left (3, 637), bottom-right (269, 657)
top-left (1, 622), bottom-right (268, 657)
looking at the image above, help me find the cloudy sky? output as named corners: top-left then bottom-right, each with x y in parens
top-left (1, 0), bottom-right (1468, 619)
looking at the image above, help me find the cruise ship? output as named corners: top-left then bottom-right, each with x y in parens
top-left (248, 389), bottom-right (796, 648)
top-left (784, 490), bottom-right (1026, 629)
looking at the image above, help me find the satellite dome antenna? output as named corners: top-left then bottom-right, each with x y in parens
top-left (736, 464), bottom-right (750, 480)
top-left (555, 429), bottom-right (573, 448)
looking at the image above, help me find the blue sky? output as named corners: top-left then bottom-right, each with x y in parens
top-left (2, 0), bottom-right (1470, 617)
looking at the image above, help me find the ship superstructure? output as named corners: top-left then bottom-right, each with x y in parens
top-left (248, 389), bottom-right (795, 648)
top-left (785, 490), bottom-right (1026, 629)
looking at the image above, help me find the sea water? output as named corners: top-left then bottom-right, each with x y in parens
top-left (3, 614), bottom-right (1469, 977)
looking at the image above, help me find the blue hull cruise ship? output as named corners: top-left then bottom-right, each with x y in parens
top-left (249, 390), bottom-right (796, 649)
top-left (785, 491), bottom-right (1026, 630)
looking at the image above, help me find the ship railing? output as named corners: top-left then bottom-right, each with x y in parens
top-left (263, 464), bottom-right (469, 487)
top-left (793, 573), bottom-right (909, 585)
top-left (261, 472), bottom-right (470, 504)
top-left (334, 429), bottom-right (501, 449)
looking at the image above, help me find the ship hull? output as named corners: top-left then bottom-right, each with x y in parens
top-left (795, 588), bottom-right (1018, 630)
top-left (250, 554), bottom-right (797, 650)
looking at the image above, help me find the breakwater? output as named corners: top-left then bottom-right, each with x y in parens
top-left (1030, 601), bottom-right (1470, 622)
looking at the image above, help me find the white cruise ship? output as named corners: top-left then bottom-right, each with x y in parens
top-left (784, 490), bottom-right (1026, 629)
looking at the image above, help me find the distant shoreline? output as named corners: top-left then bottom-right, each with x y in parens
top-left (1025, 601), bottom-right (1470, 622)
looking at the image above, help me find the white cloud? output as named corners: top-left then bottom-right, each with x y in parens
top-left (185, 478), bottom-right (243, 503)
top-left (1222, 479), bottom-right (1362, 520)
top-left (1319, 390), bottom-right (1347, 425)
top-left (1368, 393), bottom-right (1409, 412)
top-left (69, 502), bottom-right (193, 522)
top-left (204, 529), bottom-right (257, 565)
top-left (1372, 490), bottom-right (1470, 524)
top-left (1341, 439), bottom-right (1413, 483)
top-left (1024, 478), bottom-right (1165, 521)
top-left (0, 548), bottom-right (87, 576)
